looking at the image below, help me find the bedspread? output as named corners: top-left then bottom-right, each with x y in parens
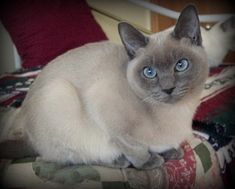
top-left (0, 65), bottom-right (234, 189)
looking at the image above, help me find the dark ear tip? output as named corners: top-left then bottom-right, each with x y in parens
top-left (181, 4), bottom-right (198, 15)
top-left (173, 4), bottom-right (202, 46)
top-left (118, 22), bottom-right (131, 33)
top-left (184, 4), bottom-right (197, 9)
top-left (118, 22), bottom-right (125, 29)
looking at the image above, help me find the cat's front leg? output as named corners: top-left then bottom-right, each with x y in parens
top-left (113, 135), bottom-right (164, 169)
top-left (96, 154), bottom-right (131, 169)
top-left (159, 147), bottom-right (184, 161)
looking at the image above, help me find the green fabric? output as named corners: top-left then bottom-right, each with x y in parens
top-left (32, 161), bottom-right (100, 184)
top-left (194, 143), bottom-right (212, 173)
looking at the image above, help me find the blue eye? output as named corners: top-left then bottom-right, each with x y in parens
top-left (143, 66), bottom-right (157, 79)
top-left (175, 59), bottom-right (189, 72)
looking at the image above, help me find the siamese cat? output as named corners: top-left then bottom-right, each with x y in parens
top-left (0, 5), bottom-right (208, 169)
top-left (202, 16), bottom-right (235, 68)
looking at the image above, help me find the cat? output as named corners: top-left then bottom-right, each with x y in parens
top-left (201, 16), bottom-right (235, 68)
top-left (0, 5), bottom-right (208, 169)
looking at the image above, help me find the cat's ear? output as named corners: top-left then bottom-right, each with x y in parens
top-left (172, 5), bottom-right (202, 46)
top-left (118, 22), bottom-right (149, 59)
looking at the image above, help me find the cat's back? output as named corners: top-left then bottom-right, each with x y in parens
top-left (27, 41), bottom-right (128, 94)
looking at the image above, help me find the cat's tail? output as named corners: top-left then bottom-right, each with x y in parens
top-left (0, 107), bottom-right (37, 158)
top-left (0, 107), bottom-right (23, 142)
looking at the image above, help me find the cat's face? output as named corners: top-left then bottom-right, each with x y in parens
top-left (119, 5), bottom-right (208, 104)
top-left (126, 35), bottom-right (208, 104)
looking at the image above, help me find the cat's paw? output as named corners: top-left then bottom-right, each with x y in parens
top-left (138, 154), bottom-right (164, 170)
top-left (112, 154), bottom-right (131, 168)
top-left (98, 155), bottom-right (131, 169)
top-left (160, 148), bottom-right (184, 161)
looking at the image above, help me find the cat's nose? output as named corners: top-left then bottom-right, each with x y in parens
top-left (162, 87), bottom-right (175, 95)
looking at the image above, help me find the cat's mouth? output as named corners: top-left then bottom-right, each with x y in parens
top-left (151, 91), bottom-right (186, 104)
top-left (143, 88), bottom-right (188, 104)
top-left (158, 95), bottom-right (177, 104)
top-left (165, 95), bottom-right (182, 104)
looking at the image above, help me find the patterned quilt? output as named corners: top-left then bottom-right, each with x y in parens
top-left (0, 65), bottom-right (234, 189)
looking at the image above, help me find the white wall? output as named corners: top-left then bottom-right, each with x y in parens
top-left (89, 0), bottom-right (151, 44)
top-left (0, 22), bottom-right (18, 74)
top-left (92, 11), bottom-right (121, 44)
top-left (87, 0), bottom-right (151, 30)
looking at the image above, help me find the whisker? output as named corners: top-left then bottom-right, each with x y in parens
top-left (142, 93), bottom-right (164, 105)
top-left (142, 94), bottom-right (154, 102)
top-left (173, 87), bottom-right (189, 98)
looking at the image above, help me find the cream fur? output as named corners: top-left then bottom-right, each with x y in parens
top-left (0, 39), bottom-right (206, 166)
top-left (201, 20), bottom-right (235, 67)
top-left (0, 6), bottom-right (213, 169)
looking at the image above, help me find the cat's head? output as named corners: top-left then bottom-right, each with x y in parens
top-left (118, 5), bottom-right (208, 104)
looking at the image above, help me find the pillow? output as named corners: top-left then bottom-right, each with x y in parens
top-left (0, 0), bottom-right (107, 68)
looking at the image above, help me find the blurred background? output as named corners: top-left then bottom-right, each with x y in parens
top-left (0, 0), bottom-right (235, 74)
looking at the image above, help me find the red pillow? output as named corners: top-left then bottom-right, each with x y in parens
top-left (0, 0), bottom-right (107, 68)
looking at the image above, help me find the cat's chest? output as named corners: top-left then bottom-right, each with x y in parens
top-left (132, 102), bottom-right (196, 147)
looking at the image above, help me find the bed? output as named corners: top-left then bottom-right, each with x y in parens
top-left (0, 0), bottom-right (234, 188)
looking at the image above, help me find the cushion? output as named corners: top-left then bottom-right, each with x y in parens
top-left (0, 138), bottom-right (224, 189)
top-left (0, 0), bottom-right (107, 68)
